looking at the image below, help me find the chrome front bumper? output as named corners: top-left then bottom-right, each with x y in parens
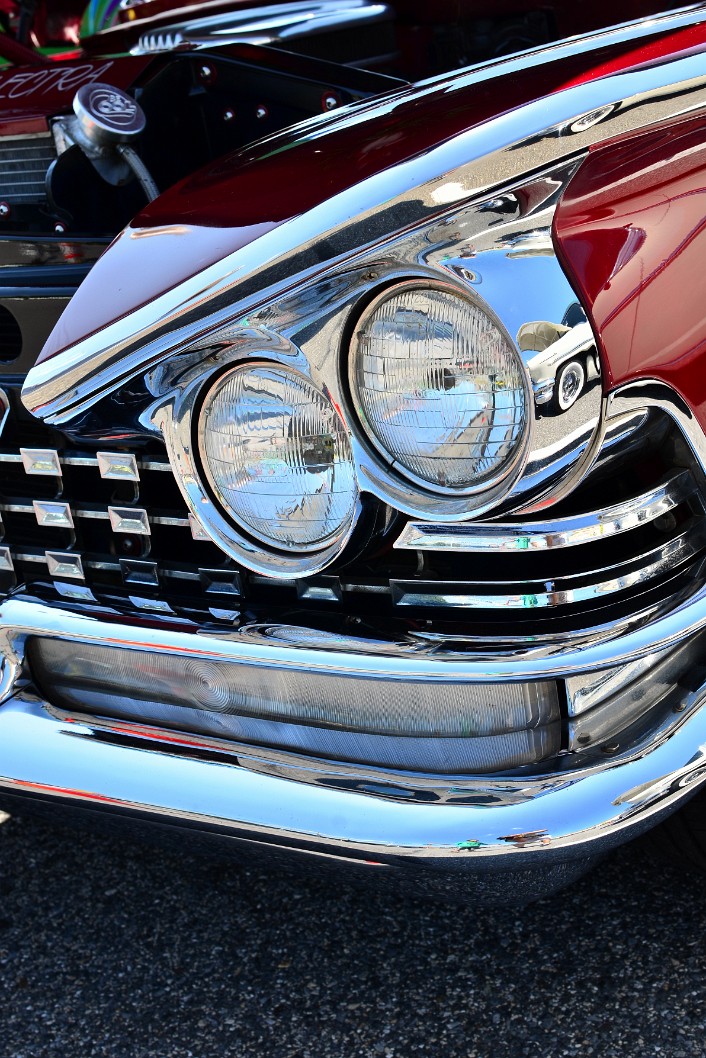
top-left (2, 593), bottom-right (706, 891)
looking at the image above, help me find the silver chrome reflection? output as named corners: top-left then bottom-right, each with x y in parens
top-left (0, 388), bottom-right (9, 439)
top-left (395, 470), bottom-right (697, 552)
top-left (160, 336), bottom-right (363, 576)
top-left (155, 163), bottom-right (601, 574)
top-left (130, 0), bottom-right (391, 53)
top-left (20, 448), bottom-right (61, 477)
top-left (24, 18), bottom-right (706, 429)
top-left (390, 524), bottom-right (706, 610)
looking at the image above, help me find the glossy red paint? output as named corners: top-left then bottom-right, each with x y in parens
top-left (558, 21), bottom-right (706, 88)
top-left (36, 19), bottom-right (706, 363)
top-left (0, 31), bottom-right (50, 66)
top-left (136, 24), bottom-right (706, 231)
top-left (554, 111), bottom-right (706, 430)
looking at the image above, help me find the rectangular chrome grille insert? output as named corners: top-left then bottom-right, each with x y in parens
top-left (21, 448), bottom-right (61, 476)
top-left (108, 507), bottom-right (151, 535)
top-left (33, 500), bottom-right (74, 528)
top-left (189, 514), bottom-right (210, 541)
top-left (45, 551), bottom-right (84, 580)
top-left (97, 452), bottom-right (140, 481)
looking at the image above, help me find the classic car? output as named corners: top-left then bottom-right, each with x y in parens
top-left (0, 0), bottom-right (706, 905)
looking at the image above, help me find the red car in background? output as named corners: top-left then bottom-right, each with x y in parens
top-left (0, 1), bottom-right (705, 904)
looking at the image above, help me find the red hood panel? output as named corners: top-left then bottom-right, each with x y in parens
top-left (34, 21), bottom-right (706, 364)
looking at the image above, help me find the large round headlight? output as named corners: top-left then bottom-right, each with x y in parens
top-left (199, 362), bottom-right (357, 550)
top-left (350, 283), bottom-right (529, 492)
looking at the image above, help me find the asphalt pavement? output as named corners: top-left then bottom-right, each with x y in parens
top-left (0, 810), bottom-right (704, 1058)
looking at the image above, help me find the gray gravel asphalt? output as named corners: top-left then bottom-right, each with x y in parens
top-left (0, 810), bottom-right (703, 1058)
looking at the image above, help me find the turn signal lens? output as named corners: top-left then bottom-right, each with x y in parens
top-left (351, 284), bottom-right (528, 491)
top-left (199, 362), bottom-right (356, 550)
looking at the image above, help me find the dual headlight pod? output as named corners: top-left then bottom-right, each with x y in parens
top-left (197, 281), bottom-right (530, 558)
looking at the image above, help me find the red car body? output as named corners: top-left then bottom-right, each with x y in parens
top-left (1, 2), bottom-right (706, 904)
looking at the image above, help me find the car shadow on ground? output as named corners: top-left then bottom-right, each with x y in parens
top-left (0, 813), bottom-right (703, 1058)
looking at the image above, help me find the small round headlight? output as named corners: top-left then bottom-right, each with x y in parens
top-left (351, 283), bottom-right (528, 492)
top-left (199, 362), bottom-right (356, 550)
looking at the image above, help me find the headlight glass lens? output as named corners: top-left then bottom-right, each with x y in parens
top-left (351, 285), bottom-right (528, 490)
top-left (199, 362), bottom-right (356, 550)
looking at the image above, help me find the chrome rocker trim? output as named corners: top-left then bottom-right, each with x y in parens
top-left (1, 590), bottom-right (706, 877)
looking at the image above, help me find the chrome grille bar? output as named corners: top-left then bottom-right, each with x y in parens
top-left (390, 523), bottom-right (706, 609)
top-left (0, 135), bottom-right (56, 203)
top-left (0, 450), bottom-right (173, 474)
top-left (395, 471), bottom-right (698, 552)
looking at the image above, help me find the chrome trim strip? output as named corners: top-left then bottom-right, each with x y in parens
top-left (0, 452), bottom-right (170, 472)
top-left (390, 523), bottom-right (706, 610)
top-left (0, 503), bottom-right (35, 515)
top-left (395, 471), bottom-right (697, 552)
top-left (23, 26), bottom-right (706, 425)
top-left (606, 380), bottom-right (706, 473)
top-left (131, 0), bottom-right (392, 54)
top-left (0, 583), bottom-right (705, 682)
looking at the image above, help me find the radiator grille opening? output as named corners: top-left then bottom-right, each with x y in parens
top-left (0, 135), bottom-right (56, 204)
top-left (0, 385), bottom-right (704, 649)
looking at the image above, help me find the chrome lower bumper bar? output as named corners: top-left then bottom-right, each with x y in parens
top-left (1, 593), bottom-right (706, 879)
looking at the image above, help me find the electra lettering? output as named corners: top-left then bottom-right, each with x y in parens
top-left (0, 62), bottom-right (115, 100)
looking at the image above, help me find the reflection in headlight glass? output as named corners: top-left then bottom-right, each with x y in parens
top-left (353, 286), bottom-right (527, 490)
top-left (200, 363), bottom-right (356, 549)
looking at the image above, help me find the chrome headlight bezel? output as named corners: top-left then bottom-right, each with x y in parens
top-left (157, 336), bottom-right (363, 578)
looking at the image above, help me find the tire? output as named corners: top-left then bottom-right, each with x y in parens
top-left (554, 358), bottom-right (585, 412)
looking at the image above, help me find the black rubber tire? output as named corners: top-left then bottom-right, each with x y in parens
top-left (554, 358), bottom-right (585, 412)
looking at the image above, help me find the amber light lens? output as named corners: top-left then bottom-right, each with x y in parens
top-left (351, 285), bottom-right (528, 491)
top-left (199, 362), bottom-right (357, 550)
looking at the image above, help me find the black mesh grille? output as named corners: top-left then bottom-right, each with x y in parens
top-left (0, 136), bottom-right (56, 204)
